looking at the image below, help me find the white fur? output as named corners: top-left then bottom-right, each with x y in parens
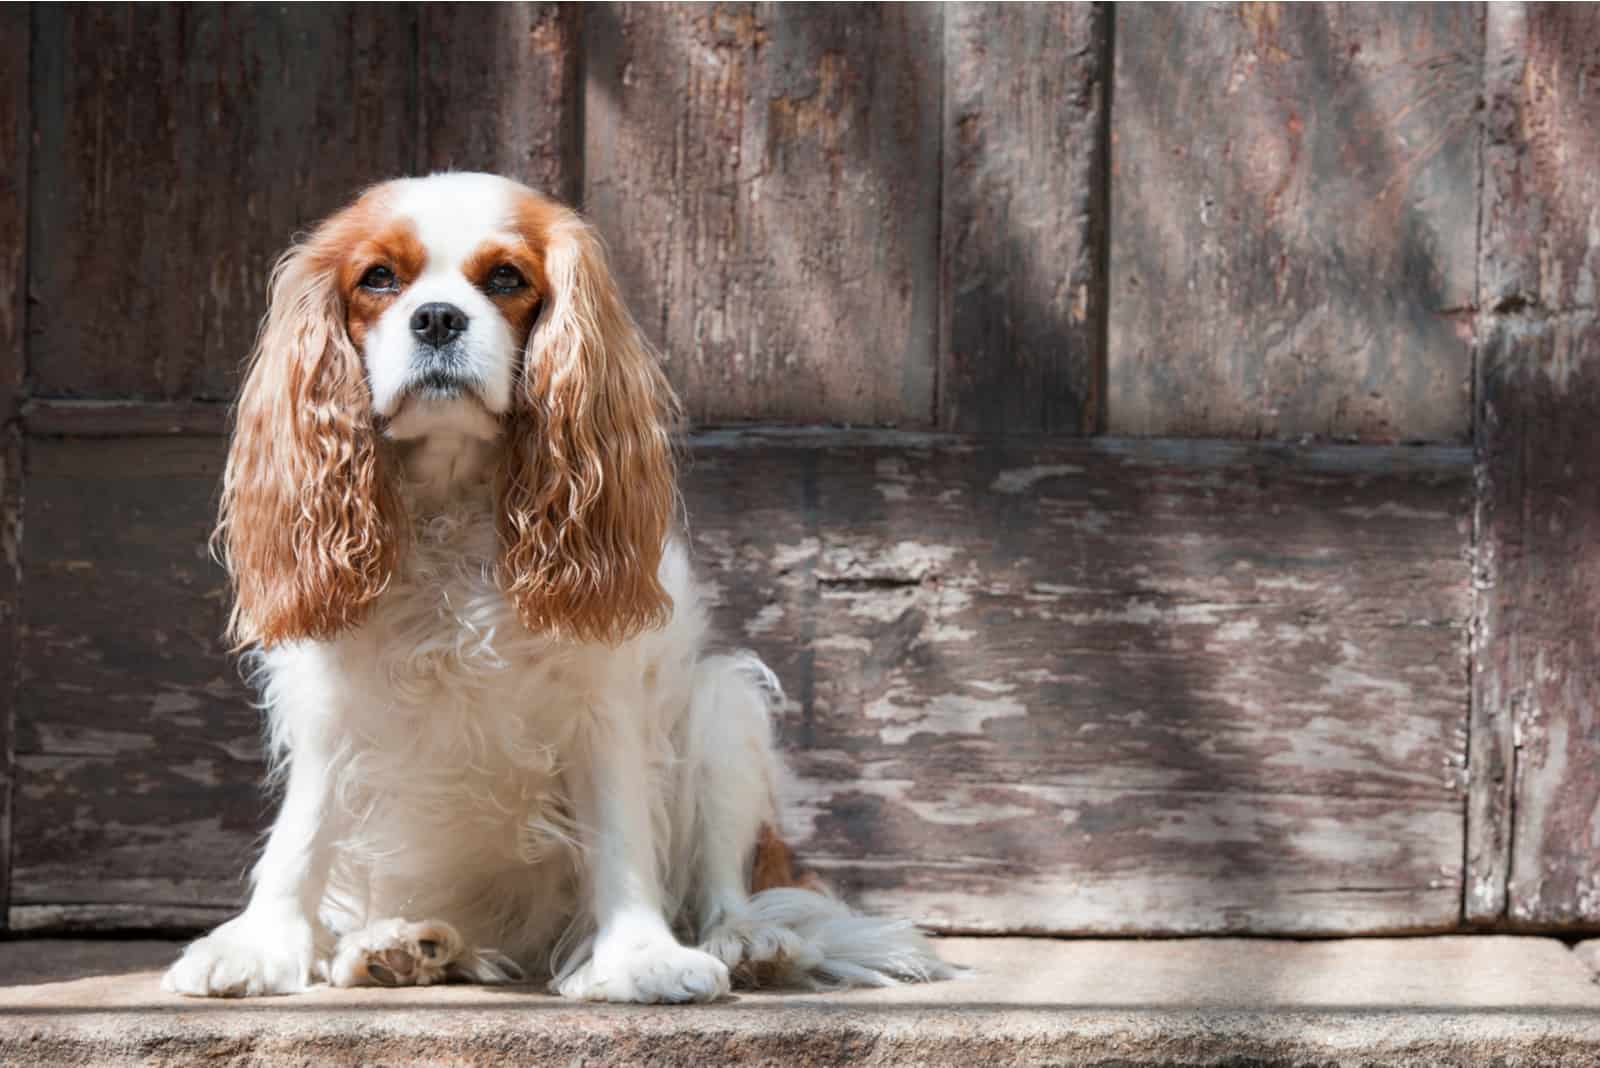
top-left (365, 174), bottom-right (523, 419)
top-left (163, 173), bottom-right (952, 1003)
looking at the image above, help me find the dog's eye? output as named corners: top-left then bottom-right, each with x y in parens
top-left (359, 265), bottom-right (397, 291)
top-left (486, 265), bottom-right (525, 294)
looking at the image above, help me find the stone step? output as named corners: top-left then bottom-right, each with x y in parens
top-left (4, 936), bottom-right (1600, 1066)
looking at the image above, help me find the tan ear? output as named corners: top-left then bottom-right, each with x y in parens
top-left (498, 211), bottom-right (679, 644)
top-left (218, 231), bottom-right (401, 648)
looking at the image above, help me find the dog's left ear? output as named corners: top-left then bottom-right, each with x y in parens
top-left (497, 207), bottom-right (679, 644)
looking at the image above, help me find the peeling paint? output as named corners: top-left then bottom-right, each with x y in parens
top-left (864, 689), bottom-right (1029, 746)
top-left (990, 465), bottom-right (1085, 494)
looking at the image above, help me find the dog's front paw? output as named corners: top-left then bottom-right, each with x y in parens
top-left (162, 910), bottom-right (317, 997)
top-left (556, 939), bottom-right (730, 1003)
top-left (328, 917), bottom-right (524, 988)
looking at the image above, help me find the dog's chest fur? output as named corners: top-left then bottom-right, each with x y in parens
top-left (257, 446), bottom-right (705, 959)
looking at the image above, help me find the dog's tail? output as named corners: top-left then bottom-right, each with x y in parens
top-left (708, 825), bottom-right (958, 989)
top-left (743, 885), bottom-right (958, 988)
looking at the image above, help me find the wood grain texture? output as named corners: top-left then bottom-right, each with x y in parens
top-left (583, 4), bottom-right (943, 427)
top-left (418, 3), bottom-right (581, 204)
top-left (0, 3), bottom-right (29, 928)
top-left (13, 440), bottom-right (261, 911)
top-left (1472, 3), bottom-right (1600, 927)
top-left (1108, 3), bottom-right (1481, 442)
top-left (939, 3), bottom-right (1107, 434)
top-left (1480, 4), bottom-right (1600, 315)
top-left (0, 4), bottom-right (24, 414)
top-left (13, 432), bottom-right (1471, 934)
top-left (22, 399), bottom-right (230, 438)
top-left (1476, 314), bottom-right (1600, 927)
top-left (27, 5), bottom-right (416, 400)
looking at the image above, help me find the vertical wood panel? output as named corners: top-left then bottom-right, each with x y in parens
top-left (0, 4), bottom-right (29, 926)
top-left (27, 5), bottom-right (416, 400)
top-left (1109, 3), bottom-right (1481, 442)
top-left (1473, 3), bottom-right (1600, 927)
top-left (939, 3), bottom-right (1107, 434)
top-left (583, 3), bottom-right (943, 427)
top-left (418, 3), bottom-right (582, 205)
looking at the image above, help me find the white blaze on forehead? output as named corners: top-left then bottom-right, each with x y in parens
top-left (364, 173), bottom-right (536, 426)
top-left (386, 172), bottom-right (526, 270)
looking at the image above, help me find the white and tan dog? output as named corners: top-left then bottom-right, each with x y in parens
top-left (162, 173), bottom-right (949, 1003)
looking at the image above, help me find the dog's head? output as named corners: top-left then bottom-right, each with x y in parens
top-left (220, 173), bottom-right (678, 649)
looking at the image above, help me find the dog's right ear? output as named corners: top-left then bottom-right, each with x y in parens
top-left (218, 213), bottom-right (402, 649)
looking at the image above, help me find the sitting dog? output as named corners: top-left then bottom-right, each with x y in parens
top-left (162, 172), bottom-right (950, 1002)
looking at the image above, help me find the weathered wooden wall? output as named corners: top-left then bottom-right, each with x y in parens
top-left (0, 2), bottom-right (29, 924)
top-left (27, 5), bottom-right (418, 400)
top-left (11, 430), bottom-right (1471, 935)
top-left (941, 4), bottom-right (1107, 434)
top-left (584, 5), bottom-right (945, 426)
top-left (2, 1), bottom-right (1598, 937)
top-left (1470, 3), bottom-right (1600, 928)
top-left (1109, 4), bottom-right (1481, 442)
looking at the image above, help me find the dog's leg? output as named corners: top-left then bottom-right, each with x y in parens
top-left (682, 657), bottom-right (816, 978)
top-left (688, 655), bottom-right (957, 990)
top-left (328, 918), bottom-right (524, 987)
top-left (553, 697), bottom-right (731, 1004)
top-left (163, 716), bottom-right (337, 997)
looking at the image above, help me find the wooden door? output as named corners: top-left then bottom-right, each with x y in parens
top-left (2, 2), bottom-right (1594, 937)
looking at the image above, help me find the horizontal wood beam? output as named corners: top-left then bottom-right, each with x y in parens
top-left (13, 428), bottom-right (1471, 935)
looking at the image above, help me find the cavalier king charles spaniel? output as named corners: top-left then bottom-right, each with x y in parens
top-left (162, 172), bottom-right (951, 1002)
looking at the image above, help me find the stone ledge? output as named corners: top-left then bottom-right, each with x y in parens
top-left (3, 936), bottom-right (1600, 1066)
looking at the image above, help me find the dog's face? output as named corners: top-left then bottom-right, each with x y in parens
top-left (333, 174), bottom-right (553, 436)
top-left (219, 173), bottom-right (679, 649)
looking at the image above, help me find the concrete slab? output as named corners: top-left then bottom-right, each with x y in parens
top-left (1571, 938), bottom-right (1600, 983)
top-left (2, 936), bottom-right (1599, 1066)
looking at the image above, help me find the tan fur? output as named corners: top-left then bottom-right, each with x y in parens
top-left (218, 194), bottom-right (403, 648)
top-left (220, 187), bottom-right (680, 649)
top-left (496, 197), bottom-right (682, 645)
top-left (750, 824), bottom-right (824, 894)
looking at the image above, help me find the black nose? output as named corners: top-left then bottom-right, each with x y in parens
top-left (410, 302), bottom-right (468, 348)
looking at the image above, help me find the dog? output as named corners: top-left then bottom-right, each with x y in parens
top-left (161, 172), bottom-right (951, 1002)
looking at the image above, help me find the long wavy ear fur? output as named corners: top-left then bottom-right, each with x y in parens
top-left (218, 214), bottom-right (401, 649)
top-left (498, 206), bottom-right (679, 644)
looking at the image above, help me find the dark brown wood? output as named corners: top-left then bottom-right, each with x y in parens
top-left (22, 399), bottom-right (230, 438)
top-left (582, 4), bottom-right (943, 427)
top-left (1108, 4), bottom-right (1481, 442)
top-left (1479, 4), bottom-right (1600, 316)
top-left (27, 5), bottom-right (417, 401)
top-left (8, 904), bottom-right (235, 936)
top-left (1472, 3), bottom-right (1600, 928)
top-left (939, 3), bottom-right (1107, 434)
top-left (0, 4), bottom-right (25, 414)
top-left (14, 431), bottom-right (1471, 934)
top-left (13, 439), bottom-right (261, 913)
top-left (418, 3), bottom-right (582, 205)
top-left (0, 3), bottom-right (29, 930)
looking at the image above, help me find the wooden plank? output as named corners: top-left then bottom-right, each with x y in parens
top-left (583, 4), bottom-right (943, 427)
top-left (22, 399), bottom-right (230, 438)
top-left (0, 2), bottom-right (29, 929)
top-left (1473, 3), bottom-right (1600, 928)
top-left (27, 5), bottom-right (416, 400)
top-left (14, 432), bottom-right (1471, 934)
top-left (0, 3), bottom-right (24, 412)
top-left (1477, 314), bottom-right (1600, 927)
top-left (939, 3), bottom-right (1107, 434)
top-left (1108, 4), bottom-right (1481, 442)
top-left (418, 3), bottom-right (582, 205)
top-left (8, 904), bottom-right (234, 936)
